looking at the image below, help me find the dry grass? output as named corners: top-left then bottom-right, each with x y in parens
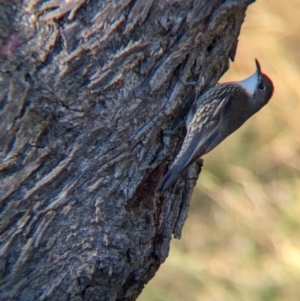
top-left (139, 1), bottom-right (300, 300)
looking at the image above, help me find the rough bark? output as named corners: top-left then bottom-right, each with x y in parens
top-left (0, 0), bottom-right (254, 300)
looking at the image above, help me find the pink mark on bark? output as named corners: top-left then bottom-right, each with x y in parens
top-left (0, 33), bottom-right (22, 56)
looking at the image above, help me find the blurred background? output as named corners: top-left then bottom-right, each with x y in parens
top-left (139, 0), bottom-right (300, 300)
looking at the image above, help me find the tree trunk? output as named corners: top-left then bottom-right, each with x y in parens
top-left (0, 0), bottom-right (254, 300)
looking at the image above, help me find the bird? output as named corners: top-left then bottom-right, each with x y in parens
top-left (158, 59), bottom-right (274, 192)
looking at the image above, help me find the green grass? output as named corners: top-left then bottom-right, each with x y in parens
top-left (139, 1), bottom-right (300, 300)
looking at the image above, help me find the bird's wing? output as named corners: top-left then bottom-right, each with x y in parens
top-left (158, 95), bottom-right (230, 192)
top-left (173, 95), bottom-right (230, 169)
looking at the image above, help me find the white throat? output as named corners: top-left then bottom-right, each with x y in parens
top-left (238, 71), bottom-right (259, 97)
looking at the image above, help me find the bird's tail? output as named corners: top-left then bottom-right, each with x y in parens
top-left (157, 131), bottom-right (205, 192)
top-left (157, 164), bottom-right (183, 192)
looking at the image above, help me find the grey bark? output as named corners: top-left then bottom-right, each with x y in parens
top-left (0, 0), bottom-right (254, 300)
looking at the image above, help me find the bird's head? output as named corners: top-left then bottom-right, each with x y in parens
top-left (238, 59), bottom-right (274, 107)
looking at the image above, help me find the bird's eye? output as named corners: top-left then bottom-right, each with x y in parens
top-left (259, 83), bottom-right (264, 90)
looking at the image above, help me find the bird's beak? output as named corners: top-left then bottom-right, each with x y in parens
top-left (255, 59), bottom-right (262, 76)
